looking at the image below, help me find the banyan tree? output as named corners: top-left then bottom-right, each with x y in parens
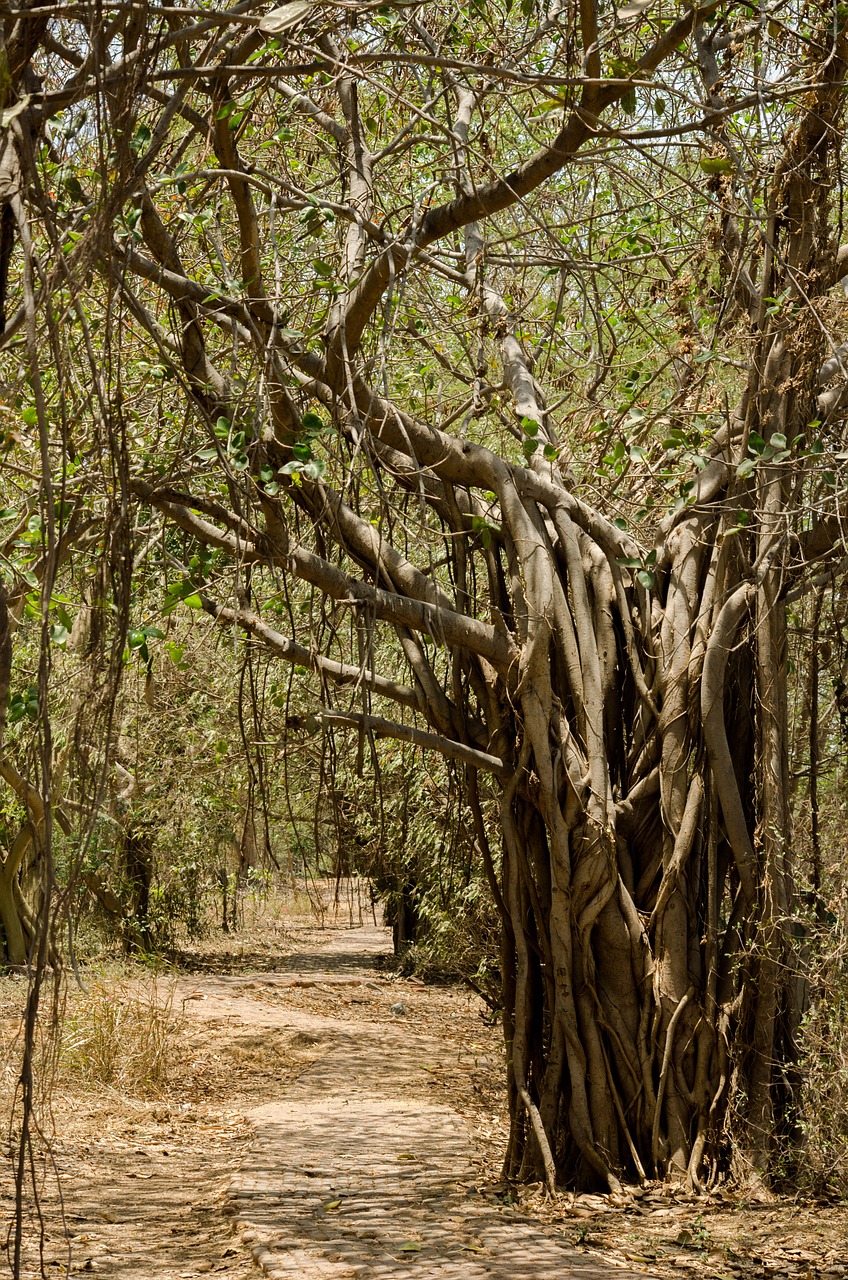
top-left (2, 0), bottom-right (847, 1190)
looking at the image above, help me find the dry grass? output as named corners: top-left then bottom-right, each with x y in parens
top-left (59, 978), bottom-right (188, 1095)
top-left (166, 875), bottom-right (374, 972)
top-left (0, 973), bottom-right (192, 1130)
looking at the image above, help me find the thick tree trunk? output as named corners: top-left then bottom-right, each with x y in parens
top-left (491, 522), bottom-right (787, 1190)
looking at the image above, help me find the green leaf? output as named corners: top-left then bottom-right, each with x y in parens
top-left (520, 416), bottom-right (539, 436)
top-left (472, 515), bottom-right (497, 550)
top-left (736, 457), bottom-right (756, 478)
top-left (636, 569), bottom-right (654, 590)
top-left (165, 642), bottom-right (185, 666)
top-left (302, 459), bottom-right (326, 480)
top-left (21, 407), bottom-right (38, 426)
top-left (130, 124), bottom-right (152, 154)
top-left (699, 155), bottom-right (733, 175)
top-left (183, 593), bottom-right (203, 609)
top-left (399, 1243), bottom-right (422, 1253)
top-left (300, 411), bottom-right (326, 433)
top-left (50, 622), bottom-right (69, 647)
top-left (164, 579), bottom-right (202, 615)
top-left (543, 443), bottom-right (558, 461)
top-left (7, 687), bottom-right (38, 724)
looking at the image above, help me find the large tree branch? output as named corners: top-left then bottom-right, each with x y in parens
top-left (333, 0), bottom-right (726, 358)
top-left (133, 480), bottom-right (518, 672)
top-left (314, 710), bottom-right (508, 777)
top-left (202, 598), bottom-right (420, 712)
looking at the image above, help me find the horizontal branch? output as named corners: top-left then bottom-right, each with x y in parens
top-left (314, 710), bottom-right (508, 777)
top-left (348, 375), bottom-right (641, 563)
top-left (205, 598), bottom-right (420, 712)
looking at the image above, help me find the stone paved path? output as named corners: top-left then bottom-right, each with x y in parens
top-left (217, 921), bottom-right (652, 1280)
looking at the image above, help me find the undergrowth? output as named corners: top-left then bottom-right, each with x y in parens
top-left (59, 979), bottom-right (187, 1095)
top-left (794, 907), bottom-right (848, 1197)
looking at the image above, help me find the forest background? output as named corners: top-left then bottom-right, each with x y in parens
top-left (2, 0), bottom-right (848, 1264)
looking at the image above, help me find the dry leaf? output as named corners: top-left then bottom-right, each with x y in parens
top-left (258, 2), bottom-right (312, 35)
top-left (617, 0), bottom-right (652, 18)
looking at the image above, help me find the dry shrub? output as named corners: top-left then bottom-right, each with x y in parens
top-left (795, 912), bottom-right (848, 1195)
top-left (0, 993), bottom-right (18, 1097)
top-left (60, 980), bottom-right (186, 1095)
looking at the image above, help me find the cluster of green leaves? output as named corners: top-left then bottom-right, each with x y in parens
top-left (273, 411), bottom-right (331, 487)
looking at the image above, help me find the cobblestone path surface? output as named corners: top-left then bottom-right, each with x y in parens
top-left (218, 922), bottom-right (649, 1280)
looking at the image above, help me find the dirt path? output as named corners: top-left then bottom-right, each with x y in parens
top-left (4, 904), bottom-right (847, 1278)
top-left (178, 920), bottom-right (645, 1280)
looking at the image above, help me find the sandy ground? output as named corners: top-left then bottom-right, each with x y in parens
top-left (1, 891), bottom-right (847, 1279)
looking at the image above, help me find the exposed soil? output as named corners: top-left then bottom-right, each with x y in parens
top-left (1, 888), bottom-right (847, 1278)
